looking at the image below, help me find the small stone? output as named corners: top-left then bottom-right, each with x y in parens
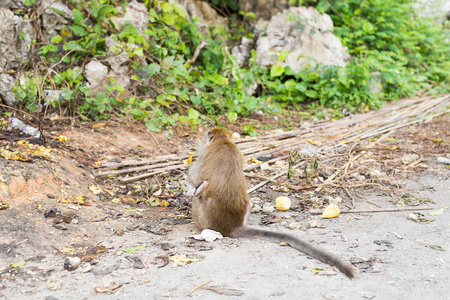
top-left (262, 203), bottom-right (274, 213)
top-left (47, 278), bottom-right (62, 291)
top-left (309, 218), bottom-right (325, 228)
top-left (251, 204), bottom-right (262, 213)
top-left (288, 222), bottom-right (303, 230)
top-left (401, 153), bottom-right (420, 165)
top-left (79, 263), bottom-right (91, 273)
top-left (437, 157), bottom-right (450, 165)
top-left (231, 132), bottom-right (240, 140)
top-left (260, 162), bottom-right (270, 170)
top-left (64, 257), bottom-right (81, 271)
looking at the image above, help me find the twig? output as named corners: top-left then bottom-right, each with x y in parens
top-left (341, 186), bottom-right (355, 209)
top-left (189, 41), bottom-right (208, 64)
top-left (201, 286), bottom-right (245, 296)
top-left (315, 171), bottom-right (339, 192)
top-left (246, 161), bottom-right (306, 193)
top-left (309, 207), bottom-right (433, 214)
top-left (390, 231), bottom-right (403, 239)
top-left (95, 160), bottom-right (181, 177)
top-left (188, 280), bottom-right (212, 297)
top-left (120, 164), bottom-right (188, 182)
top-left (365, 199), bottom-right (382, 208)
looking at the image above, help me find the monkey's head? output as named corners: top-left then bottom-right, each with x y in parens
top-left (202, 127), bottom-right (232, 145)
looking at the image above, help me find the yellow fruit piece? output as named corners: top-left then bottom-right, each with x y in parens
top-left (322, 203), bottom-right (340, 219)
top-left (183, 153), bottom-right (194, 164)
top-left (275, 196), bottom-right (291, 211)
top-left (55, 135), bottom-right (68, 142)
top-left (248, 157), bottom-right (262, 164)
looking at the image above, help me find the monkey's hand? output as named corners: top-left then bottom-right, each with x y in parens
top-left (194, 181), bottom-right (208, 196)
top-left (184, 181), bottom-right (208, 197)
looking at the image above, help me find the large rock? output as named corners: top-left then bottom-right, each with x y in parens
top-left (84, 60), bottom-right (131, 96)
top-left (105, 37), bottom-right (130, 75)
top-left (232, 37), bottom-right (253, 66)
top-left (0, 0), bottom-right (25, 9)
top-left (84, 61), bottom-right (109, 93)
top-left (0, 74), bottom-right (17, 106)
top-left (0, 8), bottom-right (34, 71)
top-left (255, 7), bottom-right (348, 73)
top-left (42, 0), bottom-right (74, 39)
top-left (114, 0), bottom-right (149, 34)
top-left (170, 0), bottom-right (227, 29)
top-left (238, 0), bottom-right (290, 21)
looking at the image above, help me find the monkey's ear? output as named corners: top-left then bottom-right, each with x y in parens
top-left (207, 131), bottom-right (214, 143)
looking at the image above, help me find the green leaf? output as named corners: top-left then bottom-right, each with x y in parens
top-left (133, 48), bottom-right (144, 57)
top-left (123, 245), bottom-right (145, 253)
top-left (9, 260), bottom-right (26, 268)
top-left (173, 4), bottom-right (187, 19)
top-left (63, 41), bottom-right (81, 51)
top-left (227, 112), bottom-right (237, 123)
top-left (160, 2), bottom-right (173, 13)
top-left (362, 22), bottom-right (375, 34)
top-left (306, 89), bottom-right (318, 98)
top-left (112, 85), bottom-right (125, 92)
top-left (145, 120), bottom-right (161, 132)
top-left (270, 64), bottom-right (285, 77)
top-left (51, 35), bottom-right (63, 43)
top-left (162, 13), bottom-right (177, 26)
top-left (72, 67), bottom-right (83, 81)
top-left (73, 10), bottom-right (83, 24)
top-left (51, 8), bottom-right (65, 16)
top-left (146, 64), bottom-right (161, 78)
top-left (71, 24), bottom-right (87, 36)
top-left (245, 12), bottom-right (256, 20)
top-left (278, 50), bottom-right (290, 61)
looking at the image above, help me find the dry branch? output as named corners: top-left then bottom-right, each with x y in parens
top-left (309, 206), bottom-right (433, 214)
top-left (93, 95), bottom-right (449, 183)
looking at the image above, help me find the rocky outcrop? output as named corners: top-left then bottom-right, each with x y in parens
top-left (255, 6), bottom-right (348, 73)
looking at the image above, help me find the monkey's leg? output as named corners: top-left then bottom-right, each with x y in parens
top-left (243, 202), bottom-right (250, 225)
top-left (192, 197), bottom-right (209, 230)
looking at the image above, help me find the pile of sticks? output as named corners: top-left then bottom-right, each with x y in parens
top-left (93, 95), bottom-right (449, 186)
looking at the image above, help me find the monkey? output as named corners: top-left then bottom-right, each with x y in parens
top-left (187, 127), bottom-right (357, 279)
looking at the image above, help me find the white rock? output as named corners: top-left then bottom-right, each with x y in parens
top-left (255, 6), bottom-right (348, 73)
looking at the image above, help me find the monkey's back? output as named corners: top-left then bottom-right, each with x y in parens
top-left (198, 132), bottom-right (249, 236)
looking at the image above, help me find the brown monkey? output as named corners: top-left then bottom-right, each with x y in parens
top-left (188, 127), bottom-right (356, 279)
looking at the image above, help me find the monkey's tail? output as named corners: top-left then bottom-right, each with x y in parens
top-left (233, 226), bottom-right (357, 279)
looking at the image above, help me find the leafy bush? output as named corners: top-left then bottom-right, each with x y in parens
top-left (13, 0), bottom-right (449, 133)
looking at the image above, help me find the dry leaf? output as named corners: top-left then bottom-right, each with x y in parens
top-left (428, 206), bottom-right (448, 217)
top-left (53, 135), bottom-right (68, 142)
top-left (307, 139), bottom-right (322, 145)
top-left (89, 185), bottom-right (103, 195)
top-left (169, 254), bottom-right (203, 266)
top-left (9, 260), bottom-right (26, 268)
top-left (92, 123), bottom-right (107, 129)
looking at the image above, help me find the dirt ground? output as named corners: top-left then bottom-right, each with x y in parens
top-left (0, 106), bottom-right (449, 299)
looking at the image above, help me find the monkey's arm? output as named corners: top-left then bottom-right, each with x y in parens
top-left (188, 162), bottom-right (203, 187)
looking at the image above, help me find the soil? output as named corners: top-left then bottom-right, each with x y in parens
top-left (0, 106), bottom-right (449, 300)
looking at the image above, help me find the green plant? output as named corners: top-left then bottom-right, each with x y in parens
top-left (12, 0), bottom-right (448, 133)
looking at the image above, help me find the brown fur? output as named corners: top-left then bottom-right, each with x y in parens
top-left (188, 127), bottom-right (356, 279)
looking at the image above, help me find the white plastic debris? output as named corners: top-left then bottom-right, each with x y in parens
top-left (9, 117), bottom-right (41, 138)
top-left (191, 229), bottom-right (223, 242)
